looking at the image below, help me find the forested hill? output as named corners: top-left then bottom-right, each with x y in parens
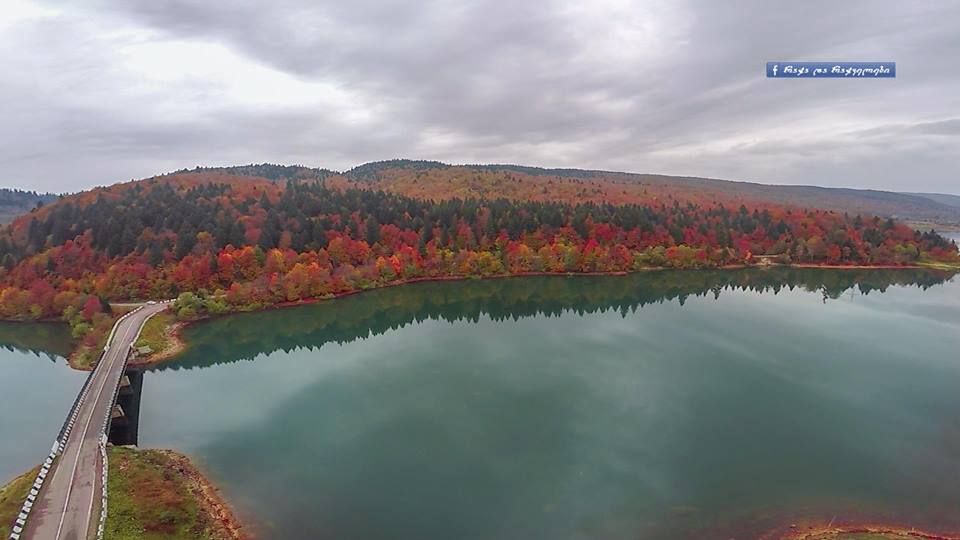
top-left (136, 160), bottom-right (960, 227)
top-left (333, 160), bottom-right (960, 227)
top-left (165, 163), bottom-right (337, 183)
top-left (0, 163), bottom-right (956, 330)
top-left (904, 191), bottom-right (960, 211)
top-left (0, 189), bottom-right (58, 225)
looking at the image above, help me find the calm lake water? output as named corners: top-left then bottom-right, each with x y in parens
top-left (3, 268), bottom-right (960, 538)
top-left (0, 324), bottom-right (80, 481)
top-left (138, 268), bottom-right (960, 539)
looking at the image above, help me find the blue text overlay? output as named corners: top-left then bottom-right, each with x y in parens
top-left (766, 62), bottom-right (895, 78)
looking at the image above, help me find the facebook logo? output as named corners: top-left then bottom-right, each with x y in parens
top-left (766, 62), bottom-right (896, 78)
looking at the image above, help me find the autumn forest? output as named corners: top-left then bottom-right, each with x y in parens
top-left (0, 162), bottom-right (957, 364)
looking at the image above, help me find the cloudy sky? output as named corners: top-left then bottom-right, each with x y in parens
top-left (2, 0), bottom-right (959, 194)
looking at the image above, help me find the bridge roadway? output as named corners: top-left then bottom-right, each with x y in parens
top-left (22, 303), bottom-right (168, 540)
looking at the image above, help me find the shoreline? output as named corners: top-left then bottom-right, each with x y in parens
top-left (2, 449), bottom-right (249, 540)
top-left (2, 261), bottom-right (951, 333)
top-left (153, 449), bottom-right (249, 540)
top-left (2, 262), bottom-right (955, 372)
top-left (0, 466), bottom-right (40, 538)
top-left (781, 524), bottom-right (960, 539)
top-left (98, 262), bottom-right (960, 370)
top-left (128, 318), bottom-right (187, 367)
top-left (8, 454), bottom-right (959, 540)
top-left (105, 446), bottom-right (249, 540)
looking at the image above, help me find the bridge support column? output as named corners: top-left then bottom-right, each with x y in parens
top-left (108, 367), bottom-right (142, 446)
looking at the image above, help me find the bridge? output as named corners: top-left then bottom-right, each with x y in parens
top-left (9, 302), bottom-right (168, 540)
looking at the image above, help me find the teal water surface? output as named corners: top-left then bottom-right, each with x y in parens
top-left (0, 323), bottom-right (82, 482)
top-left (127, 268), bottom-right (960, 539)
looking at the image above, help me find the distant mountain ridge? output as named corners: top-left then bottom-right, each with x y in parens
top-left (215, 160), bottom-right (959, 226)
top-left (166, 163), bottom-right (337, 182)
top-left (904, 192), bottom-right (960, 210)
top-left (334, 159), bottom-right (960, 228)
top-left (0, 188), bottom-right (58, 225)
top-left (2, 160), bottom-right (957, 228)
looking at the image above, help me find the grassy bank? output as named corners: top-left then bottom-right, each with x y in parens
top-left (70, 305), bottom-right (134, 370)
top-left (0, 467), bottom-right (38, 537)
top-left (130, 311), bottom-right (184, 365)
top-left (106, 447), bottom-right (246, 540)
top-left (1, 449), bottom-right (245, 540)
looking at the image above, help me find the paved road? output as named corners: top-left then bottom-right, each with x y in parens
top-left (23, 303), bottom-right (168, 540)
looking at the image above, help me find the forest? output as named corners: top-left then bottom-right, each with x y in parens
top-left (331, 160), bottom-right (960, 226)
top-left (0, 168), bottom-right (956, 332)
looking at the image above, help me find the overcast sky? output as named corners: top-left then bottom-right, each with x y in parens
top-left (2, 0), bottom-right (959, 194)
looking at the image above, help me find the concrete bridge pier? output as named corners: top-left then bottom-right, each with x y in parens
top-left (108, 367), bottom-right (142, 446)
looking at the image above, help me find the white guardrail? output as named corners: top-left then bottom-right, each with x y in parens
top-left (94, 305), bottom-right (154, 540)
top-left (8, 305), bottom-right (149, 540)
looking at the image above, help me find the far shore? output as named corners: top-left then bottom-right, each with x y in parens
top-left (1, 261), bottom-right (955, 371)
top-left (109, 261), bottom-right (959, 370)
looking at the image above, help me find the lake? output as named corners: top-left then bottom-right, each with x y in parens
top-left (0, 323), bottom-right (81, 481)
top-left (3, 268), bottom-right (960, 538)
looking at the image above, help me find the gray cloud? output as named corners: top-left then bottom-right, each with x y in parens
top-left (3, 0), bottom-right (959, 194)
top-left (854, 119), bottom-right (960, 138)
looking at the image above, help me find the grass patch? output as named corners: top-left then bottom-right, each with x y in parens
top-left (0, 466), bottom-right (39, 537)
top-left (72, 348), bottom-right (100, 370)
top-left (130, 309), bottom-right (186, 366)
top-left (134, 311), bottom-right (175, 357)
top-left (69, 306), bottom-right (135, 370)
top-left (106, 447), bottom-right (218, 540)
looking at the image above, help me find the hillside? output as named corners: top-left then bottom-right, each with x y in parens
top-left (903, 191), bottom-right (960, 210)
top-left (0, 189), bottom-right (58, 225)
top-left (8, 162), bottom-right (957, 229)
top-left (0, 163), bottom-right (956, 330)
top-left (333, 160), bottom-right (960, 228)
top-left (165, 163), bottom-right (336, 183)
